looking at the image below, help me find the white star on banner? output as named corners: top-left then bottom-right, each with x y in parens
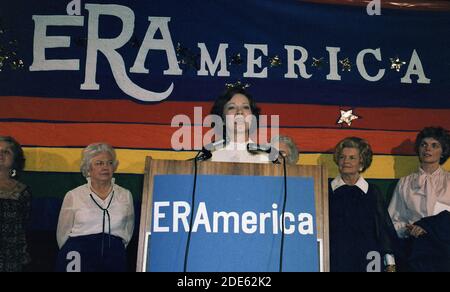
top-left (337, 109), bottom-right (359, 127)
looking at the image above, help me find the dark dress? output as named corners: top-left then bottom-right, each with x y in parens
top-left (55, 234), bottom-right (127, 272)
top-left (408, 211), bottom-right (450, 272)
top-left (329, 183), bottom-right (396, 272)
top-left (0, 181), bottom-right (31, 272)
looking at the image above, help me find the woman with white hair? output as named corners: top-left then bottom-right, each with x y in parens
top-left (56, 143), bottom-right (134, 272)
top-left (270, 135), bottom-right (299, 165)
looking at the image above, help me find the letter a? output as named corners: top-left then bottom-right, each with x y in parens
top-left (66, 0), bottom-right (81, 16)
top-left (367, 0), bottom-right (381, 16)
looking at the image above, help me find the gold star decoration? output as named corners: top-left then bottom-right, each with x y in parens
top-left (9, 58), bottom-right (23, 70)
top-left (225, 80), bottom-right (251, 90)
top-left (0, 20), bottom-right (24, 71)
top-left (269, 55), bottom-right (282, 67)
top-left (339, 58), bottom-right (352, 72)
top-left (311, 57), bottom-right (325, 69)
top-left (0, 55), bottom-right (6, 71)
top-left (229, 53), bottom-right (243, 66)
top-left (390, 57), bottom-right (406, 72)
top-left (176, 43), bottom-right (200, 70)
top-left (337, 109), bottom-right (360, 127)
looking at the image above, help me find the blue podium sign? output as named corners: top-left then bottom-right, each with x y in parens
top-left (144, 174), bottom-right (319, 272)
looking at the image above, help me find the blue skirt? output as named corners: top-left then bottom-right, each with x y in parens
top-left (55, 233), bottom-right (126, 272)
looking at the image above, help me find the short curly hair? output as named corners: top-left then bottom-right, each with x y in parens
top-left (80, 143), bottom-right (118, 178)
top-left (0, 136), bottom-right (25, 175)
top-left (333, 137), bottom-right (373, 173)
top-left (271, 135), bottom-right (299, 165)
top-left (414, 127), bottom-right (450, 165)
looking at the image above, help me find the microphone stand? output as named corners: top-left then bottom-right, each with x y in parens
top-left (183, 151), bottom-right (203, 272)
top-left (279, 155), bottom-right (288, 272)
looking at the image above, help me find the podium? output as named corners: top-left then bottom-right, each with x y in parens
top-left (136, 158), bottom-right (329, 272)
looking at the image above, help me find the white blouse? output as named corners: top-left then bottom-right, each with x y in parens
top-left (56, 178), bottom-right (135, 248)
top-left (388, 167), bottom-right (450, 238)
top-left (211, 141), bottom-right (270, 164)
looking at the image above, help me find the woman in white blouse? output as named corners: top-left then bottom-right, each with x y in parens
top-left (56, 143), bottom-right (134, 272)
top-left (389, 127), bottom-right (450, 238)
top-left (209, 87), bottom-right (270, 164)
top-left (388, 127), bottom-right (450, 270)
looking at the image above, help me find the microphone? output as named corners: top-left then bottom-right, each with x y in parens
top-left (247, 143), bottom-right (272, 154)
top-left (193, 139), bottom-right (229, 161)
top-left (195, 147), bottom-right (212, 161)
top-left (204, 138), bottom-right (228, 151)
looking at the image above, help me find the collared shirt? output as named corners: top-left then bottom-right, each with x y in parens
top-left (331, 175), bottom-right (369, 194)
top-left (330, 175), bottom-right (396, 266)
top-left (56, 178), bottom-right (134, 248)
top-left (388, 167), bottom-right (450, 238)
top-left (211, 140), bottom-right (270, 164)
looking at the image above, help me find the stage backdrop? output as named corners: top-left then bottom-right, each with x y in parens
top-left (1, 0), bottom-right (449, 271)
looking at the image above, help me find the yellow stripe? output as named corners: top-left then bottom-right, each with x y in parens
top-left (24, 148), bottom-right (195, 174)
top-left (23, 147), bottom-right (450, 179)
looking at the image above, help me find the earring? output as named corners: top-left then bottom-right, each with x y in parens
top-left (10, 169), bottom-right (17, 178)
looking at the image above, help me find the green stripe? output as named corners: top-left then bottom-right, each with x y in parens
top-left (21, 172), bottom-right (144, 201)
top-left (366, 179), bottom-right (399, 204)
top-left (21, 172), bottom-right (399, 203)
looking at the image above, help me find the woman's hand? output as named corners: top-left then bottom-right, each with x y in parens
top-left (385, 265), bottom-right (396, 272)
top-left (406, 224), bottom-right (427, 238)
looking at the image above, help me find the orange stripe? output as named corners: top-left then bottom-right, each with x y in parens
top-left (1, 96), bottom-right (449, 131)
top-left (281, 128), bottom-right (417, 155)
top-left (0, 122), bottom-right (419, 155)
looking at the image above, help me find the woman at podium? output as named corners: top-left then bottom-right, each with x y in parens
top-left (209, 87), bottom-right (271, 164)
top-left (55, 143), bottom-right (134, 272)
top-left (329, 137), bottom-right (397, 272)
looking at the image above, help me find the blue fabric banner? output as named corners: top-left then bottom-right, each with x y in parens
top-left (146, 174), bottom-right (319, 272)
top-left (1, 0), bottom-right (449, 107)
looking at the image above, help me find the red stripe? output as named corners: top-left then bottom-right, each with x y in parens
top-left (0, 122), bottom-right (419, 155)
top-left (267, 104), bottom-right (450, 131)
top-left (2, 96), bottom-right (449, 131)
top-left (1, 96), bottom-right (212, 125)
